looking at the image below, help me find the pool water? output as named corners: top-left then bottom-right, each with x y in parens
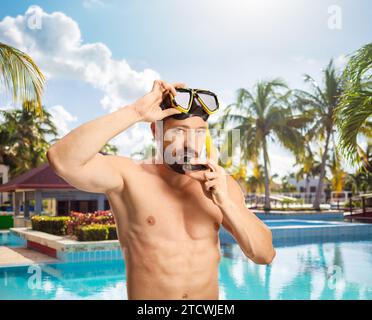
top-left (0, 232), bottom-right (26, 247)
top-left (1, 240), bottom-right (372, 300)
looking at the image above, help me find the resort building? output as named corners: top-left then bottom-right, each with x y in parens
top-left (0, 164), bottom-right (9, 204)
top-left (0, 163), bottom-right (109, 219)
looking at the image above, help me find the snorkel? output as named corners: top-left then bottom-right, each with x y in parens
top-left (181, 127), bottom-right (216, 172)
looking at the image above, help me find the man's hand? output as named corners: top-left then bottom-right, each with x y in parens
top-left (132, 80), bottom-right (186, 122)
top-left (185, 158), bottom-right (229, 208)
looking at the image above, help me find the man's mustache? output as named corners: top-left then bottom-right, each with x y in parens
top-left (168, 148), bottom-right (199, 163)
top-left (179, 148), bottom-right (198, 157)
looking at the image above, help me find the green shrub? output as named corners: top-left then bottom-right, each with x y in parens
top-left (31, 214), bottom-right (118, 241)
top-left (107, 224), bottom-right (118, 240)
top-left (350, 200), bottom-right (362, 208)
top-left (76, 224), bottom-right (108, 241)
top-left (31, 215), bottom-right (70, 235)
top-left (0, 215), bottom-right (13, 229)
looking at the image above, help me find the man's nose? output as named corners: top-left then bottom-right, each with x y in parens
top-left (184, 132), bottom-right (193, 147)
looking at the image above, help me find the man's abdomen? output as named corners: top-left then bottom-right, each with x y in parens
top-left (123, 233), bottom-right (221, 300)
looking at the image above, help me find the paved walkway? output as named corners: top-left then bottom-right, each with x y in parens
top-left (0, 246), bottom-right (58, 267)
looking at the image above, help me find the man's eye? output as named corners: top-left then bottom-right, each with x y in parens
top-left (175, 128), bottom-right (184, 134)
top-left (197, 130), bottom-right (206, 135)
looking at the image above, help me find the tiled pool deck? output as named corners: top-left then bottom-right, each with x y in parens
top-left (0, 247), bottom-right (58, 267)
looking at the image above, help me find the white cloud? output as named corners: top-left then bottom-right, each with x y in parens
top-left (112, 122), bottom-right (154, 157)
top-left (0, 5), bottom-right (162, 155)
top-left (48, 105), bottom-right (78, 137)
top-left (0, 5), bottom-right (160, 112)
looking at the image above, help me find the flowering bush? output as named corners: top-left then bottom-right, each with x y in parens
top-left (31, 216), bottom-right (70, 235)
top-left (67, 210), bottom-right (115, 235)
top-left (31, 210), bottom-right (117, 240)
top-left (76, 224), bottom-right (118, 241)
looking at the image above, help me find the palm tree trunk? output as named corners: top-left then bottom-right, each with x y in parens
top-left (313, 129), bottom-right (331, 210)
top-left (305, 174), bottom-right (310, 203)
top-left (263, 137), bottom-right (271, 211)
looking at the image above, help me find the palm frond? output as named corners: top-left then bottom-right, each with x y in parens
top-left (334, 42), bottom-right (372, 166)
top-left (0, 42), bottom-right (45, 114)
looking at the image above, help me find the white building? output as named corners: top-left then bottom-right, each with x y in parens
top-left (0, 164), bottom-right (9, 204)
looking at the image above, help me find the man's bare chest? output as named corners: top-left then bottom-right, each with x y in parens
top-left (118, 171), bottom-right (223, 241)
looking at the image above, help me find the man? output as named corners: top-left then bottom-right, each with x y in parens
top-left (47, 79), bottom-right (276, 300)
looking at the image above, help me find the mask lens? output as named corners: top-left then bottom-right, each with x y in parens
top-left (173, 91), bottom-right (191, 111)
top-left (197, 92), bottom-right (219, 112)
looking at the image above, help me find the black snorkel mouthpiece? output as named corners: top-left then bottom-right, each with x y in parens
top-left (167, 151), bottom-right (208, 175)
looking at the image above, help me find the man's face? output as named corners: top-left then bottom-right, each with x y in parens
top-left (161, 116), bottom-right (208, 164)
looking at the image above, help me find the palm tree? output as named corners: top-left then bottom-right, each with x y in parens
top-left (246, 160), bottom-right (265, 194)
top-left (329, 138), bottom-right (347, 193)
top-left (229, 162), bottom-right (248, 192)
top-left (334, 43), bottom-right (372, 169)
top-left (101, 143), bottom-right (119, 155)
top-left (344, 169), bottom-right (372, 194)
top-left (294, 142), bottom-right (321, 202)
top-left (344, 143), bottom-right (372, 194)
top-left (0, 42), bottom-right (45, 114)
top-left (279, 173), bottom-right (297, 193)
top-left (221, 79), bottom-right (307, 211)
top-left (295, 60), bottom-right (343, 210)
top-left (359, 142), bottom-right (372, 172)
top-left (0, 101), bottom-right (57, 176)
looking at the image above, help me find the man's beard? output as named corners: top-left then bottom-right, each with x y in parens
top-left (165, 148), bottom-right (207, 175)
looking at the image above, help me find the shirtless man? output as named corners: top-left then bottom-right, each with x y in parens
top-left (47, 79), bottom-right (276, 300)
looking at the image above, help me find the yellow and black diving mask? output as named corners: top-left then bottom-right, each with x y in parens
top-left (160, 88), bottom-right (220, 121)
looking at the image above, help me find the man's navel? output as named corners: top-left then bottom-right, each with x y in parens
top-left (146, 215), bottom-right (156, 226)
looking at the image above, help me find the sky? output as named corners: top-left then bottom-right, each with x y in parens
top-left (0, 0), bottom-right (371, 180)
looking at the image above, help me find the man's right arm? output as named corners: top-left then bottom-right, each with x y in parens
top-left (47, 104), bottom-right (143, 194)
top-left (47, 80), bottom-right (183, 195)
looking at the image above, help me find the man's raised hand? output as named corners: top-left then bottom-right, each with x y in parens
top-left (132, 80), bottom-right (187, 122)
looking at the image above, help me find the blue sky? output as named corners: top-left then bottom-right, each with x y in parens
top-left (0, 0), bottom-right (371, 179)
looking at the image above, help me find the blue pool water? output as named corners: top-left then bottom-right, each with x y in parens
top-left (0, 232), bottom-right (26, 247)
top-left (1, 240), bottom-right (372, 300)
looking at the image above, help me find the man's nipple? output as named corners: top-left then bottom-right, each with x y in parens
top-left (146, 215), bottom-right (156, 226)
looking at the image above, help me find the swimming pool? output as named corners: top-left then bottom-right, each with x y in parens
top-left (0, 231), bottom-right (26, 247)
top-left (1, 220), bottom-right (372, 299)
top-left (1, 240), bottom-right (371, 300)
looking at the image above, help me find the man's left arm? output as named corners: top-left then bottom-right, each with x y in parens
top-left (186, 158), bottom-right (276, 265)
top-left (220, 175), bottom-right (276, 265)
